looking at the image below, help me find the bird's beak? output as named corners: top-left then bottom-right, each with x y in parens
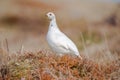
top-left (46, 13), bottom-right (49, 17)
top-left (45, 14), bottom-right (50, 23)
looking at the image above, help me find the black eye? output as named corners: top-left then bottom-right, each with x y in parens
top-left (49, 14), bottom-right (52, 16)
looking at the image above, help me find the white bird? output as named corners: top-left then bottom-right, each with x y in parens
top-left (46, 12), bottom-right (82, 59)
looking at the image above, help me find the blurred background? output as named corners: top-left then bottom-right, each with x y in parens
top-left (0, 0), bottom-right (120, 63)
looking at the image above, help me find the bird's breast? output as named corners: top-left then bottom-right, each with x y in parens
top-left (47, 31), bottom-right (58, 45)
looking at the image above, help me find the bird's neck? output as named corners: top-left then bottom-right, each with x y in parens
top-left (50, 19), bottom-right (57, 27)
top-left (49, 18), bottom-right (60, 31)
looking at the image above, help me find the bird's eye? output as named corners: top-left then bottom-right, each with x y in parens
top-left (49, 13), bottom-right (52, 16)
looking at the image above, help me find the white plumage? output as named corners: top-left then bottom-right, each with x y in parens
top-left (46, 12), bottom-right (82, 59)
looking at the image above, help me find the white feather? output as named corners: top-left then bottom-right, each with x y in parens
top-left (46, 12), bottom-right (82, 59)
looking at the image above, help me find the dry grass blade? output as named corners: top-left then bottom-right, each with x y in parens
top-left (5, 38), bottom-right (9, 53)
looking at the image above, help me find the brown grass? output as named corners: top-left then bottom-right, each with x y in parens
top-left (0, 50), bottom-right (119, 80)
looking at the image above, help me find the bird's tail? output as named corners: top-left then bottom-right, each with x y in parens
top-left (75, 52), bottom-right (82, 60)
top-left (78, 55), bottom-right (82, 60)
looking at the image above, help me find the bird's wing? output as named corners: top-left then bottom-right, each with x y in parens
top-left (55, 32), bottom-right (77, 52)
top-left (60, 33), bottom-right (79, 53)
top-left (54, 32), bottom-right (70, 50)
top-left (56, 38), bottom-right (69, 50)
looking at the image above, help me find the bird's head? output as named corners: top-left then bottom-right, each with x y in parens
top-left (46, 12), bottom-right (56, 21)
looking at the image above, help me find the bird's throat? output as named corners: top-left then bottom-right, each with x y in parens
top-left (48, 18), bottom-right (61, 33)
top-left (49, 19), bottom-right (58, 29)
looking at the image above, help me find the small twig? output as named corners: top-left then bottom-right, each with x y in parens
top-left (5, 38), bottom-right (9, 53)
top-left (80, 32), bottom-right (89, 58)
top-left (103, 32), bottom-right (113, 60)
top-left (20, 44), bottom-right (24, 54)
